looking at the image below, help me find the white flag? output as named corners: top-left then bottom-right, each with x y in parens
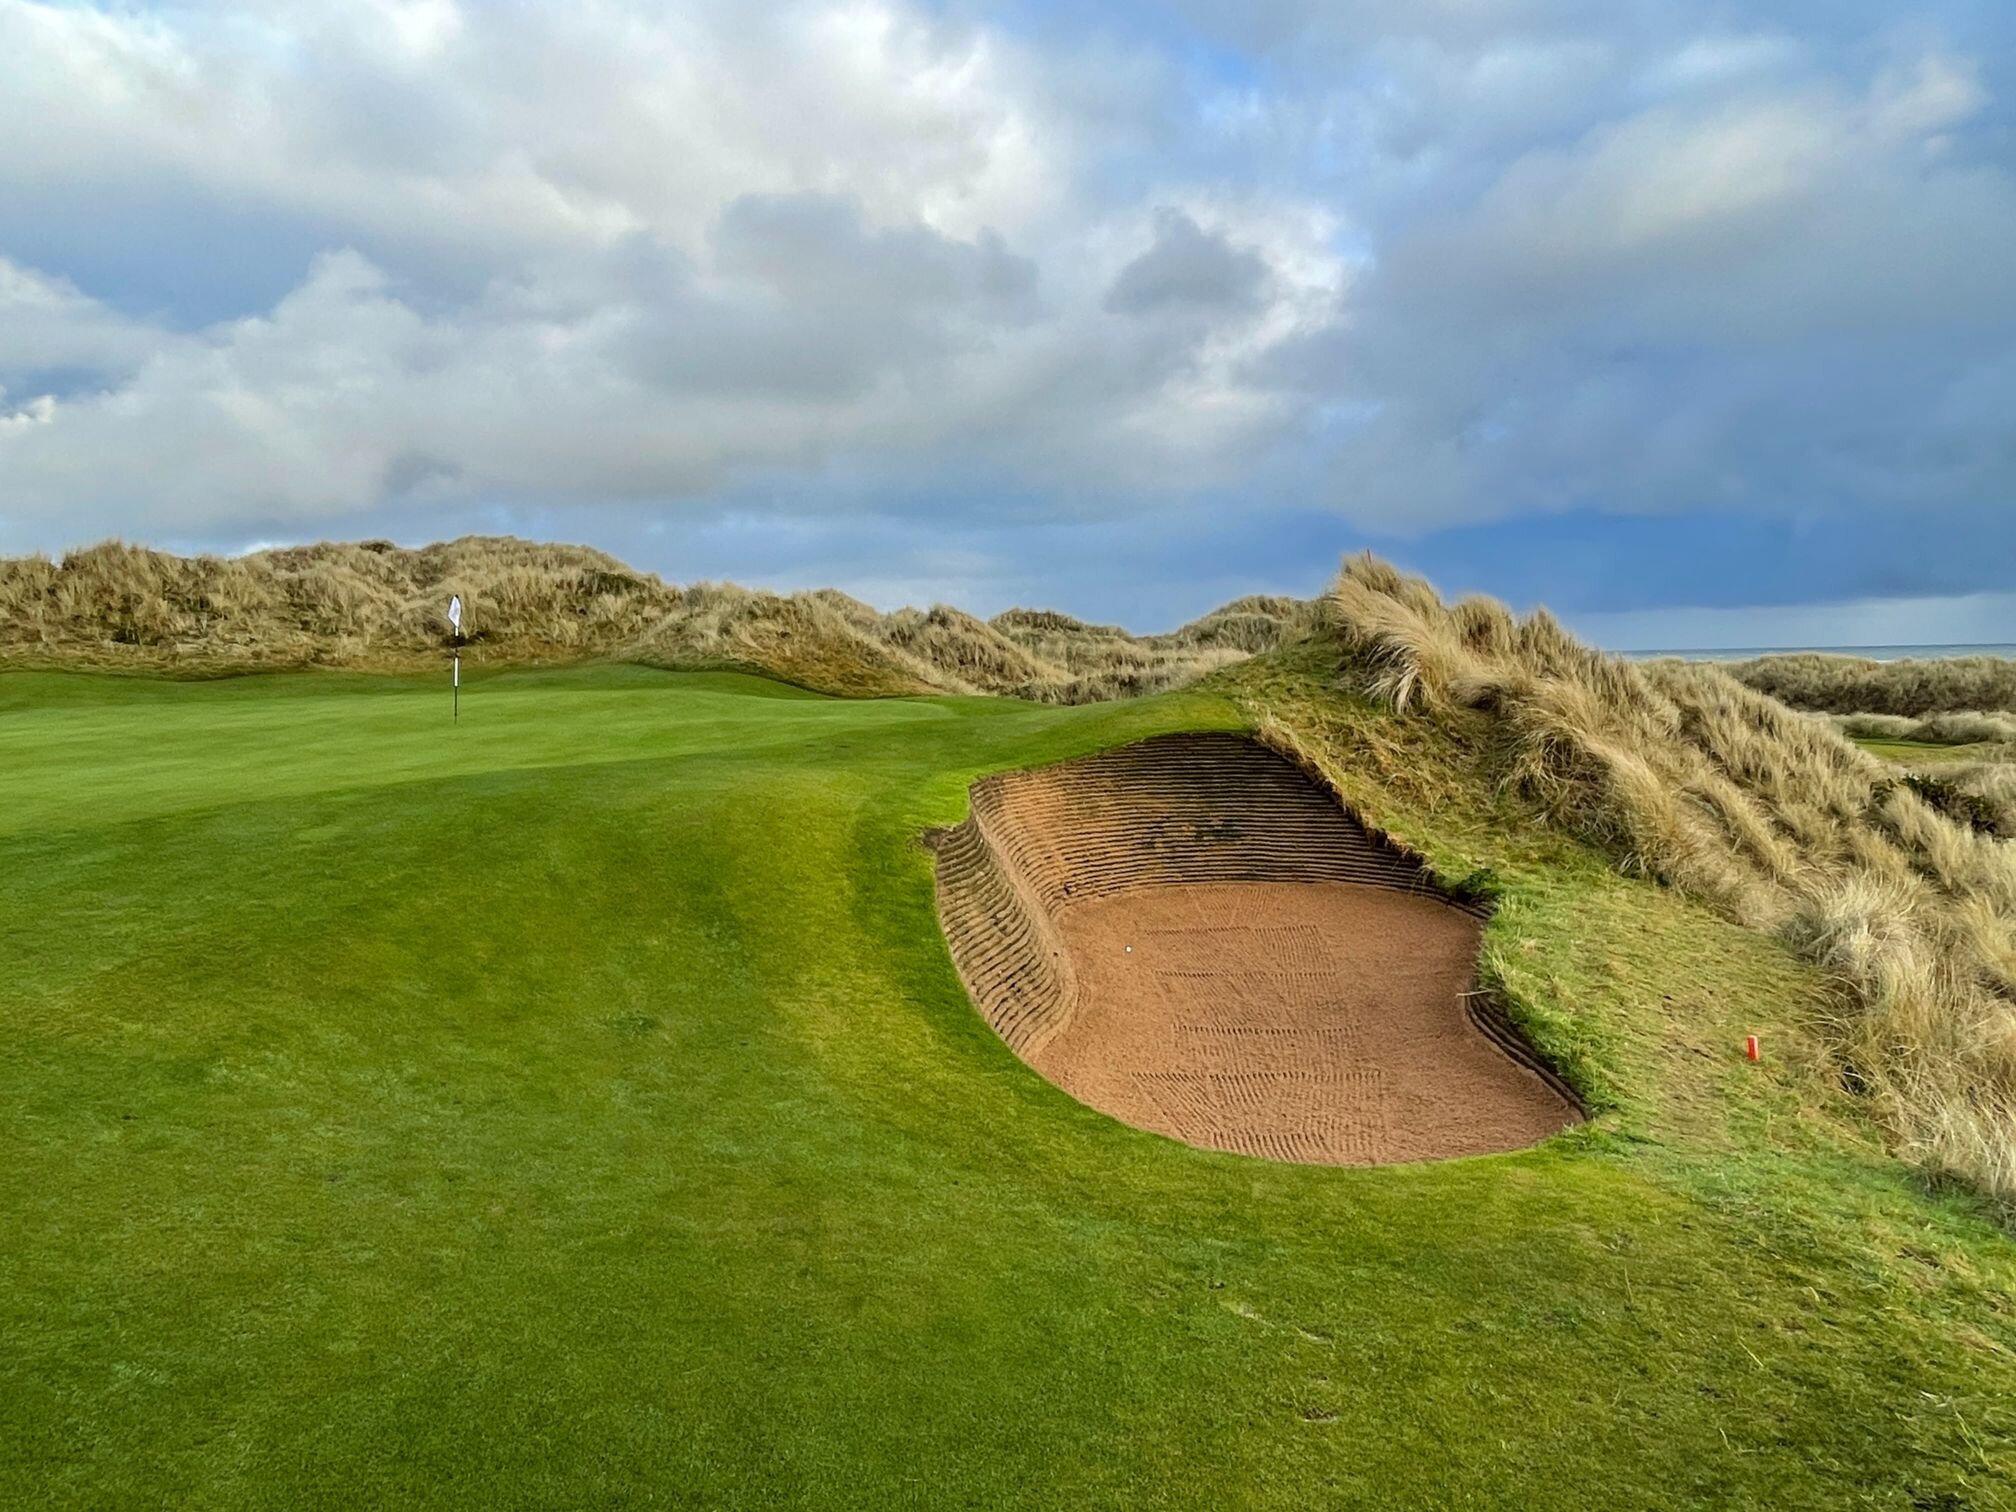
top-left (448, 595), bottom-right (463, 633)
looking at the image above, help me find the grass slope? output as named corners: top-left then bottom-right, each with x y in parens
top-left (5, 657), bottom-right (2015, 1508)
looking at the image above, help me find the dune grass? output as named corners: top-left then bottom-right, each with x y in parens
top-left (1327, 556), bottom-right (2016, 1207)
top-left (1836, 711), bottom-right (2016, 746)
top-left (1730, 652), bottom-right (2016, 717)
top-left (0, 536), bottom-right (1309, 703)
top-left (1845, 734), bottom-right (2016, 838)
top-left (5, 659), bottom-right (2016, 1508)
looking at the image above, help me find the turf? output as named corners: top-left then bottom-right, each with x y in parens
top-left (5, 661), bottom-right (2015, 1509)
top-left (1853, 736), bottom-right (2000, 765)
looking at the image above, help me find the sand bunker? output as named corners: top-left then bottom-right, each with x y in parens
top-left (931, 734), bottom-right (1580, 1164)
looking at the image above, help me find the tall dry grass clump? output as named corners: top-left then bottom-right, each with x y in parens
top-left (1332, 554), bottom-right (2016, 1202)
top-left (988, 597), bottom-right (1314, 701)
top-left (1, 536), bottom-right (1316, 702)
top-left (0, 537), bottom-right (666, 665)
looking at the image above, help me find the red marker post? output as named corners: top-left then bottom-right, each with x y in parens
top-left (1745, 1035), bottom-right (1760, 1062)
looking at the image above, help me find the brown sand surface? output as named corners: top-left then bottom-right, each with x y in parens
top-left (931, 734), bottom-right (1579, 1165)
top-left (1034, 882), bottom-right (1577, 1164)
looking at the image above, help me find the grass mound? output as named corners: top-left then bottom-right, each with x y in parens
top-left (0, 536), bottom-right (1314, 702)
top-left (1326, 555), bottom-right (2016, 1204)
top-left (0, 536), bottom-right (659, 666)
top-left (1837, 718), bottom-right (2016, 836)
top-left (620, 582), bottom-right (948, 698)
top-left (1895, 761), bottom-right (2016, 839)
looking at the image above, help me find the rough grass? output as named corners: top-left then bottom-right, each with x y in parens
top-left (0, 536), bottom-right (1311, 703)
top-left (1846, 733), bottom-right (2015, 833)
top-left (1731, 651), bottom-right (2016, 716)
top-left (6, 661), bottom-right (2016, 1507)
top-left (1891, 762), bottom-right (2016, 841)
top-left (1327, 555), bottom-right (2016, 1207)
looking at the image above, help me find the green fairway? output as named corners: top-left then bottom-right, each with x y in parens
top-left (1853, 736), bottom-right (2000, 766)
top-left (5, 664), bottom-right (2014, 1509)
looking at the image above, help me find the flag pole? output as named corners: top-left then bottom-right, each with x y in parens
top-left (447, 594), bottom-right (465, 722)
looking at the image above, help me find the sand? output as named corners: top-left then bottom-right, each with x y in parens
top-left (1037, 882), bottom-right (1573, 1164)
top-left (932, 733), bottom-right (1581, 1165)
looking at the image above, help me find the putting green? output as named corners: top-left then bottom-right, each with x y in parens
top-left (3, 664), bottom-right (2013, 1509)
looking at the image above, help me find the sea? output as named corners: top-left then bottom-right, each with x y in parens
top-left (1625, 644), bottom-right (2016, 663)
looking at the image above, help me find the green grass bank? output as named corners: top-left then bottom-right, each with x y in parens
top-left (4, 660), bottom-right (2014, 1509)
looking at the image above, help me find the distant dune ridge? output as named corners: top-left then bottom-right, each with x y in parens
top-left (1831, 710), bottom-right (2016, 746)
top-left (1728, 651), bottom-right (2016, 717)
top-left (0, 536), bottom-right (1318, 702)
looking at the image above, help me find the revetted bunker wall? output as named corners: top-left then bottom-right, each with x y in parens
top-left (932, 733), bottom-right (1587, 1164)
top-left (930, 732), bottom-right (1485, 1060)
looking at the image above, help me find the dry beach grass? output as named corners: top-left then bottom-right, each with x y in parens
top-left (1833, 710), bottom-right (2016, 745)
top-left (1731, 651), bottom-right (2016, 717)
top-left (1329, 554), bottom-right (2016, 1203)
top-left (0, 536), bottom-right (1311, 703)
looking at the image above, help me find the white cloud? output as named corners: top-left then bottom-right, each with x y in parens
top-left (1268, 40), bottom-right (2016, 531)
top-left (1870, 51), bottom-right (1986, 139)
top-left (0, 0), bottom-right (2011, 627)
top-left (0, 209), bottom-right (1337, 538)
top-left (0, 258), bottom-right (154, 374)
top-left (0, 0), bottom-right (1351, 543)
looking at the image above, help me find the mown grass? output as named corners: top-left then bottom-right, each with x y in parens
top-left (5, 660), bottom-right (2016, 1508)
top-left (1856, 737), bottom-right (2001, 766)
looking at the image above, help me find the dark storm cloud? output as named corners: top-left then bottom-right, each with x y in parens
top-left (1103, 208), bottom-right (1271, 314)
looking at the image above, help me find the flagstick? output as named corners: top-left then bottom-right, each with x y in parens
top-left (446, 596), bottom-right (466, 722)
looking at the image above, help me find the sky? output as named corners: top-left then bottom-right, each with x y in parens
top-left (1, 1), bottom-right (2013, 646)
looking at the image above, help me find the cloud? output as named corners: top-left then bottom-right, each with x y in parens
top-left (0, 208), bottom-right (1326, 539)
top-left (714, 194), bottom-right (1039, 315)
top-left (1105, 208), bottom-right (1272, 314)
top-left (0, 0), bottom-right (2012, 636)
top-left (1254, 42), bottom-right (2016, 534)
top-left (0, 0), bottom-right (1346, 542)
top-left (0, 258), bottom-right (154, 379)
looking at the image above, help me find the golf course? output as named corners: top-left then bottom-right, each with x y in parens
top-left (10, 0), bottom-right (2016, 1496)
top-left (7, 646), bottom-right (2016, 1509)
